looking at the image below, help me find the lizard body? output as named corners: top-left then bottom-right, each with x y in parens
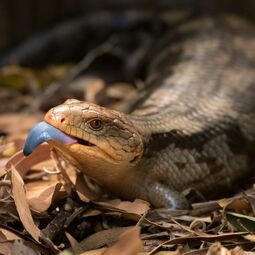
top-left (24, 16), bottom-right (255, 208)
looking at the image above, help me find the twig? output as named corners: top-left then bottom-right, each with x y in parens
top-left (37, 39), bottom-right (116, 109)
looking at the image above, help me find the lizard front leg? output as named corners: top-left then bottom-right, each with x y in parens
top-left (145, 162), bottom-right (189, 209)
top-left (147, 182), bottom-right (189, 209)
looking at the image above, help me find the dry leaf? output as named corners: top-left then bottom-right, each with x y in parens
top-left (10, 239), bottom-right (40, 255)
top-left (78, 227), bottom-right (133, 252)
top-left (5, 150), bottom-right (23, 170)
top-left (218, 198), bottom-right (251, 212)
top-left (79, 250), bottom-right (177, 255)
top-left (6, 144), bottom-right (51, 177)
top-left (27, 182), bottom-right (63, 212)
top-left (0, 163), bottom-right (7, 177)
top-left (231, 246), bottom-right (255, 255)
top-left (102, 226), bottom-right (143, 255)
top-left (81, 209), bottom-right (102, 218)
top-left (80, 248), bottom-right (107, 255)
top-left (65, 232), bottom-right (80, 255)
top-left (0, 143), bottom-right (15, 154)
top-left (95, 199), bottom-right (150, 215)
top-left (154, 252), bottom-right (180, 255)
top-left (0, 139), bottom-right (25, 157)
top-left (75, 173), bottom-right (100, 202)
top-left (0, 228), bottom-right (20, 241)
top-left (0, 242), bottom-right (12, 255)
top-left (11, 166), bottom-right (41, 242)
top-left (149, 232), bottom-right (248, 254)
top-left (206, 242), bottom-right (231, 255)
top-left (0, 113), bottom-right (42, 137)
top-left (244, 234), bottom-right (255, 242)
top-left (84, 79), bottom-right (105, 102)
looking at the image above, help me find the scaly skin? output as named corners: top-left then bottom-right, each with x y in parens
top-left (43, 16), bottom-right (255, 208)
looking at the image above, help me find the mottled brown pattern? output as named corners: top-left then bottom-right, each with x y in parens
top-left (129, 16), bottom-right (255, 207)
top-left (44, 16), bottom-right (255, 209)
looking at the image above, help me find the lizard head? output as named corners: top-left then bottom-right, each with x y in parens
top-left (23, 99), bottom-right (144, 181)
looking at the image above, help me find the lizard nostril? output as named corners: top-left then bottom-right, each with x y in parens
top-left (60, 118), bottom-right (65, 123)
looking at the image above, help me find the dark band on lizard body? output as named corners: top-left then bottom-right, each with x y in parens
top-left (24, 16), bottom-right (255, 208)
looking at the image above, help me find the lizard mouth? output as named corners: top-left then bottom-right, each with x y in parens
top-left (76, 138), bottom-right (96, 147)
top-left (23, 121), bottom-right (97, 156)
top-left (23, 121), bottom-right (117, 163)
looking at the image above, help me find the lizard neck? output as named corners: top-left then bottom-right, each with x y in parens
top-left (82, 157), bottom-right (148, 201)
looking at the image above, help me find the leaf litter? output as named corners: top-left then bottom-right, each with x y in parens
top-left (1, 109), bottom-right (255, 255)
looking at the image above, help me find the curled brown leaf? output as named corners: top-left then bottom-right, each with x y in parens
top-left (11, 167), bottom-right (41, 242)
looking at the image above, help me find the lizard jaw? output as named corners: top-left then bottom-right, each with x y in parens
top-left (23, 121), bottom-right (97, 156)
top-left (23, 121), bottom-right (117, 164)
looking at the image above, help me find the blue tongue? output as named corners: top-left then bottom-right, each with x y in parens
top-left (23, 121), bottom-right (77, 156)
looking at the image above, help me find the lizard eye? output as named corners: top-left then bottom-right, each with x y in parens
top-left (88, 119), bottom-right (103, 130)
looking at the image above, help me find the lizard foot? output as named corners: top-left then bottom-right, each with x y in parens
top-left (147, 182), bottom-right (189, 209)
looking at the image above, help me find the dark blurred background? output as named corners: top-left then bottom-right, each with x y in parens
top-left (1, 0), bottom-right (255, 54)
top-left (1, 0), bottom-right (255, 114)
